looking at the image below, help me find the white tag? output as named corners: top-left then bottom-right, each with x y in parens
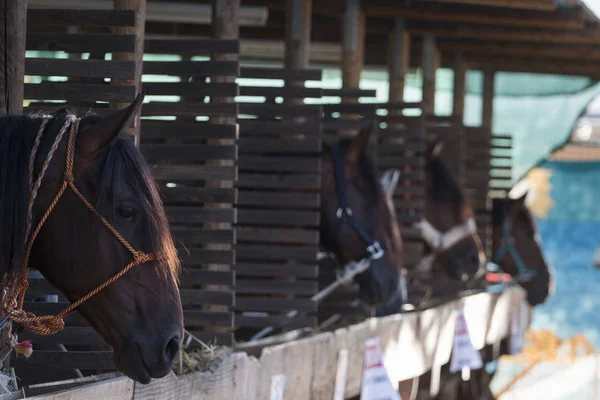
top-left (269, 374), bottom-right (285, 400)
top-left (360, 337), bottom-right (402, 400)
top-left (333, 349), bottom-right (349, 400)
top-left (510, 304), bottom-right (526, 355)
top-left (449, 309), bottom-right (483, 373)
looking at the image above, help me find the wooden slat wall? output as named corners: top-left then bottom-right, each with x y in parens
top-left (233, 68), bottom-right (323, 337)
top-left (426, 115), bottom-right (466, 188)
top-left (13, 6), bottom-right (143, 385)
top-left (23, 8), bottom-right (138, 115)
top-left (376, 102), bottom-right (426, 269)
top-left (465, 127), bottom-right (512, 258)
top-left (140, 38), bottom-right (240, 346)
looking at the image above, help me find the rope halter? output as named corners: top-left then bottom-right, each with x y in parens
top-left (3, 115), bottom-right (155, 336)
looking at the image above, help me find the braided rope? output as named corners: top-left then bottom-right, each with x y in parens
top-left (4, 115), bottom-right (156, 337)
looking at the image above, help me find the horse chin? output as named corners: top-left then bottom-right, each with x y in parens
top-left (113, 340), bottom-right (167, 384)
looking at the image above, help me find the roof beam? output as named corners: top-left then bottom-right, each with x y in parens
top-left (416, 0), bottom-right (556, 11)
top-left (363, 3), bottom-right (584, 30)
top-left (406, 22), bottom-right (600, 45)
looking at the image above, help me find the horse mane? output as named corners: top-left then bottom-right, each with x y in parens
top-left (0, 109), bottom-right (179, 290)
top-left (427, 155), bottom-right (469, 218)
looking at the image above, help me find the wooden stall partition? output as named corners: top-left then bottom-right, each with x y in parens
top-left (233, 67), bottom-right (324, 340)
top-left (426, 114), bottom-right (466, 188)
top-left (140, 38), bottom-right (240, 346)
top-left (465, 127), bottom-right (513, 258)
top-left (12, 5), bottom-right (144, 386)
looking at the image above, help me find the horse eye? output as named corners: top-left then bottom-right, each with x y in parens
top-left (117, 206), bottom-right (136, 221)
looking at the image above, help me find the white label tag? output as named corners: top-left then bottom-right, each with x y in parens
top-left (333, 349), bottom-right (349, 400)
top-left (449, 309), bottom-right (483, 374)
top-left (270, 374), bottom-right (285, 400)
top-left (510, 304), bottom-right (526, 355)
top-left (360, 337), bottom-right (402, 400)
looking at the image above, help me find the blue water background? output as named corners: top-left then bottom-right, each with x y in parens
top-left (529, 161), bottom-right (600, 348)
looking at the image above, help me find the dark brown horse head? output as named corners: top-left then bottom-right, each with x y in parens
top-left (0, 96), bottom-right (183, 384)
top-left (320, 124), bottom-right (404, 306)
top-left (422, 138), bottom-right (485, 281)
top-left (492, 193), bottom-right (554, 306)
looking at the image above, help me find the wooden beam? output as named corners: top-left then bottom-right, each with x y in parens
top-left (406, 22), bottom-right (600, 46)
top-left (388, 18), bottom-right (410, 103)
top-left (438, 40), bottom-right (600, 62)
top-left (452, 52), bottom-right (466, 118)
top-left (421, 35), bottom-right (439, 116)
top-left (341, 0), bottom-right (365, 103)
top-left (465, 56), bottom-right (599, 79)
top-left (112, 0), bottom-right (145, 147)
top-left (417, 0), bottom-right (556, 11)
top-left (285, 0), bottom-right (312, 69)
top-left (0, 0), bottom-right (27, 116)
top-left (482, 68), bottom-right (495, 131)
top-left (364, 3), bottom-right (584, 30)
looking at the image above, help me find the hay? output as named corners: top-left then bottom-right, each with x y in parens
top-left (172, 331), bottom-right (231, 375)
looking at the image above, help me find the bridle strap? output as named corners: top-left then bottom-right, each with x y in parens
top-left (4, 115), bottom-right (154, 336)
top-left (493, 217), bottom-right (536, 281)
top-left (330, 142), bottom-right (385, 260)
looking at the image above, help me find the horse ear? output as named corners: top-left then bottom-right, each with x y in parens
top-left (425, 136), bottom-right (444, 160)
top-left (380, 169), bottom-right (400, 199)
top-left (345, 120), bottom-right (376, 164)
top-left (513, 191), bottom-right (528, 208)
top-left (77, 93), bottom-right (144, 155)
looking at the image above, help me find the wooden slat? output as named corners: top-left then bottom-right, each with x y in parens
top-left (238, 103), bottom-right (321, 118)
top-left (237, 191), bottom-right (319, 209)
top-left (25, 58), bottom-right (136, 79)
top-left (26, 32), bottom-right (136, 52)
top-left (143, 82), bottom-right (238, 98)
top-left (237, 173), bottom-right (319, 189)
top-left (153, 165), bottom-right (236, 181)
top-left (183, 310), bottom-right (233, 327)
top-left (234, 297), bottom-right (316, 313)
top-left (238, 119), bottom-right (321, 135)
top-left (143, 61), bottom-right (239, 77)
top-left (238, 156), bottom-right (321, 174)
top-left (165, 206), bottom-right (235, 224)
top-left (236, 244), bottom-right (318, 261)
top-left (235, 279), bottom-right (317, 296)
top-left (322, 88), bottom-right (377, 98)
top-left (142, 121), bottom-right (238, 140)
top-left (27, 9), bottom-right (136, 27)
top-left (161, 187), bottom-right (237, 204)
top-left (141, 143), bottom-right (237, 161)
top-left (238, 138), bottom-right (321, 154)
top-left (19, 327), bottom-right (107, 346)
top-left (144, 39), bottom-right (239, 55)
top-left (240, 67), bottom-right (322, 81)
top-left (179, 249), bottom-right (235, 265)
top-left (236, 227), bottom-right (318, 244)
top-left (322, 103), bottom-right (377, 114)
top-left (141, 102), bottom-right (238, 117)
top-left (234, 315), bottom-right (316, 329)
top-left (171, 228), bottom-right (235, 245)
top-left (180, 289), bottom-right (234, 307)
top-left (237, 209), bottom-right (319, 227)
top-left (24, 82), bottom-right (136, 103)
top-left (239, 85), bottom-right (323, 98)
top-left (234, 263), bottom-right (318, 278)
top-left (179, 270), bottom-right (235, 286)
top-left (12, 351), bottom-right (114, 370)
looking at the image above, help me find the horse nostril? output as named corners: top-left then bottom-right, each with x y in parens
top-left (164, 336), bottom-right (180, 364)
top-left (470, 253), bottom-right (480, 266)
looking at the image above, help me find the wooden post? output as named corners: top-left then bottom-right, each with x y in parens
top-left (482, 68), bottom-right (495, 131)
top-left (453, 52), bottom-right (466, 119)
top-left (388, 18), bottom-right (410, 103)
top-left (112, 0), bottom-right (146, 147)
top-left (0, 0), bottom-right (27, 116)
top-left (341, 0), bottom-right (365, 103)
top-left (285, 0), bottom-right (312, 70)
top-left (421, 35), bottom-right (439, 116)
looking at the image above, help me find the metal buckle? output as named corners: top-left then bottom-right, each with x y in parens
top-left (336, 207), bottom-right (353, 219)
top-left (367, 241), bottom-right (384, 260)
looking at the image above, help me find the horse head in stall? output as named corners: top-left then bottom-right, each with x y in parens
top-left (320, 123), bottom-right (404, 307)
top-left (416, 137), bottom-right (486, 283)
top-left (0, 94), bottom-right (183, 384)
top-left (492, 193), bottom-right (555, 306)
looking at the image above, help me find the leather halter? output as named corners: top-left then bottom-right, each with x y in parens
top-left (1, 115), bottom-right (155, 336)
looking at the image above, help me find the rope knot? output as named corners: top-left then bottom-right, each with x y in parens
top-left (63, 172), bottom-right (74, 183)
top-left (133, 252), bottom-right (153, 264)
